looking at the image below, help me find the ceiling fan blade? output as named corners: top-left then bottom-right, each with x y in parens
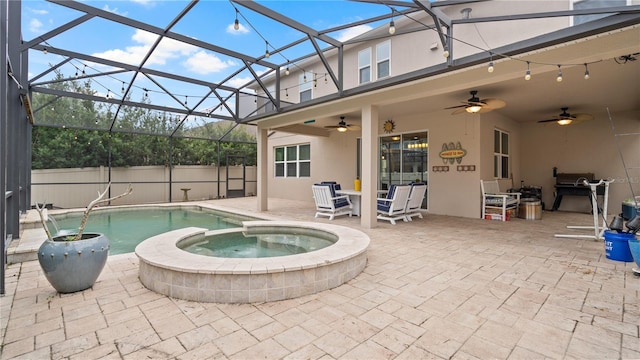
top-left (444, 104), bottom-right (467, 110)
top-left (537, 118), bottom-right (560, 123)
top-left (347, 125), bottom-right (361, 130)
top-left (483, 98), bottom-right (506, 109)
top-left (451, 108), bottom-right (469, 115)
top-left (573, 113), bottom-right (594, 122)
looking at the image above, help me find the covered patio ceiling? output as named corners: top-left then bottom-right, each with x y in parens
top-left (16, 0), bottom-right (640, 138)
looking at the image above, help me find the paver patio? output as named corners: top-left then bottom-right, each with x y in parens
top-left (1, 197), bottom-right (639, 359)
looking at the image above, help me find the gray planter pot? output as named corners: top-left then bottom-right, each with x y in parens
top-left (38, 233), bottom-right (110, 293)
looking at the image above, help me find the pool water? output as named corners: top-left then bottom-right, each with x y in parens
top-left (181, 229), bottom-right (337, 258)
top-left (51, 207), bottom-right (256, 255)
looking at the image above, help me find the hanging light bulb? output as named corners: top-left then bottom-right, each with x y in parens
top-left (388, 20), bottom-right (396, 35)
top-left (121, 82), bottom-right (125, 93)
top-left (285, 89), bottom-right (289, 99)
top-left (74, 69), bottom-right (79, 78)
top-left (324, 73), bottom-right (328, 84)
top-left (556, 65), bottom-right (563, 82)
top-left (43, 47), bottom-right (48, 55)
top-left (583, 63), bottom-right (590, 80)
top-left (234, 9), bottom-right (240, 30)
top-left (82, 65), bottom-right (86, 76)
top-left (303, 72), bottom-right (307, 82)
top-left (105, 90), bottom-right (111, 100)
top-left (524, 61), bottom-right (531, 80)
top-left (264, 41), bottom-right (270, 58)
top-left (442, 46), bottom-right (449, 58)
top-left (487, 61), bottom-right (494, 73)
top-left (285, 66), bottom-right (290, 76)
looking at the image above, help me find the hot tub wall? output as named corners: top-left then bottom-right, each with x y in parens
top-left (138, 252), bottom-right (367, 303)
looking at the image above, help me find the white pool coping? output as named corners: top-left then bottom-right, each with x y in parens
top-left (135, 221), bottom-right (370, 303)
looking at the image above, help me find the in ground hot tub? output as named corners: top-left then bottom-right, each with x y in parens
top-left (135, 221), bottom-right (370, 303)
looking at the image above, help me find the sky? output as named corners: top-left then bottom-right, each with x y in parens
top-left (21, 0), bottom-right (393, 103)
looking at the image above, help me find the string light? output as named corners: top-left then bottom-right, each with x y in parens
top-left (264, 41), bottom-right (270, 58)
top-left (234, 9), bottom-right (240, 30)
top-left (388, 9), bottom-right (396, 35)
top-left (285, 65), bottom-right (290, 76)
top-left (487, 54), bottom-right (494, 73)
top-left (42, 47), bottom-right (47, 55)
top-left (442, 46), bottom-right (449, 58)
top-left (121, 81), bottom-right (125, 93)
top-left (524, 61), bottom-right (531, 80)
top-left (556, 65), bottom-right (563, 82)
top-left (583, 63), bottom-right (590, 80)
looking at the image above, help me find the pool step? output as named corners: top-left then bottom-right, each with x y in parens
top-left (8, 228), bottom-right (47, 264)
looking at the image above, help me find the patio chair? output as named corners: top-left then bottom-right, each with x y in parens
top-left (312, 184), bottom-right (353, 220)
top-left (377, 184), bottom-right (412, 225)
top-left (405, 183), bottom-right (428, 221)
top-left (481, 180), bottom-right (521, 221)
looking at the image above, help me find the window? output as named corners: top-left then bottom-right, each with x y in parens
top-left (275, 144), bottom-right (310, 178)
top-left (376, 41), bottom-right (390, 79)
top-left (358, 48), bottom-right (371, 84)
top-left (493, 129), bottom-right (509, 179)
top-left (573, 0), bottom-right (627, 25)
top-left (299, 73), bottom-right (312, 102)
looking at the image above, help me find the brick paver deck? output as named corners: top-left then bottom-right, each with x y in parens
top-left (1, 197), bottom-right (639, 359)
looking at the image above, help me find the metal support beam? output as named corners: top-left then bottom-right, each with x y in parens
top-left (1, 0), bottom-right (8, 296)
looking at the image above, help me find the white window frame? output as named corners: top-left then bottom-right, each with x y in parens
top-left (274, 144), bottom-right (310, 178)
top-left (299, 73), bottom-right (312, 102)
top-left (376, 40), bottom-right (391, 80)
top-left (493, 129), bottom-right (509, 179)
top-left (358, 48), bottom-right (371, 84)
top-left (571, 0), bottom-right (629, 26)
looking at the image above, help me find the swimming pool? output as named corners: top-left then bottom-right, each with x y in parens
top-left (50, 206), bottom-right (258, 255)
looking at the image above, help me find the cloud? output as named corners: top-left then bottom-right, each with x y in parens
top-left (226, 23), bottom-right (250, 34)
top-left (92, 29), bottom-right (197, 66)
top-left (227, 76), bottom-right (255, 89)
top-left (183, 51), bottom-right (235, 75)
top-left (131, 0), bottom-right (155, 7)
top-left (29, 18), bottom-right (43, 33)
top-left (102, 4), bottom-right (127, 16)
top-left (30, 9), bottom-right (48, 15)
top-left (336, 25), bottom-right (372, 42)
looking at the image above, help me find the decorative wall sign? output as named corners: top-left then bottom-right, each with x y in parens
top-left (432, 166), bottom-right (449, 172)
top-left (457, 165), bottom-right (476, 172)
top-left (383, 119), bottom-right (396, 133)
top-left (439, 141), bottom-right (467, 164)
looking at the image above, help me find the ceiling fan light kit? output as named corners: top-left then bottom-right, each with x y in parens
top-left (537, 107), bottom-right (593, 126)
top-left (445, 90), bottom-right (506, 115)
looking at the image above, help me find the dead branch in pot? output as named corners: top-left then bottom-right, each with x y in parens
top-left (34, 202), bottom-right (54, 241)
top-left (74, 183), bottom-right (133, 241)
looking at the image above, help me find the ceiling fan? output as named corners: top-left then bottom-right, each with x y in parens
top-left (324, 116), bottom-right (360, 132)
top-left (445, 90), bottom-right (506, 115)
top-left (537, 107), bottom-right (594, 126)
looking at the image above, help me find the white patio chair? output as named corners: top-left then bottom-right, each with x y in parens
top-left (481, 180), bottom-right (521, 221)
top-left (312, 184), bottom-right (353, 220)
top-left (405, 183), bottom-right (428, 221)
top-left (377, 184), bottom-right (412, 225)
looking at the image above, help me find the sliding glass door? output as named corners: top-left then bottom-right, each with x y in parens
top-left (379, 131), bottom-right (428, 208)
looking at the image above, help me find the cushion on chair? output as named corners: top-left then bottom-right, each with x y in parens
top-left (377, 185), bottom-right (397, 212)
top-left (317, 183), bottom-right (349, 209)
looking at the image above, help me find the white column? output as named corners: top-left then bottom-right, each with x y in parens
top-left (361, 105), bottom-right (379, 229)
top-left (257, 126), bottom-right (269, 212)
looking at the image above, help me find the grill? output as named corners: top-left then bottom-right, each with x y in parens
top-left (552, 172), bottom-right (603, 211)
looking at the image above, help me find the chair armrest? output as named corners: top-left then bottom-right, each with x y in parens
top-left (332, 195), bottom-right (352, 204)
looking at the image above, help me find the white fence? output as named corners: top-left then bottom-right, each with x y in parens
top-left (31, 165), bottom-right (257, 209)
